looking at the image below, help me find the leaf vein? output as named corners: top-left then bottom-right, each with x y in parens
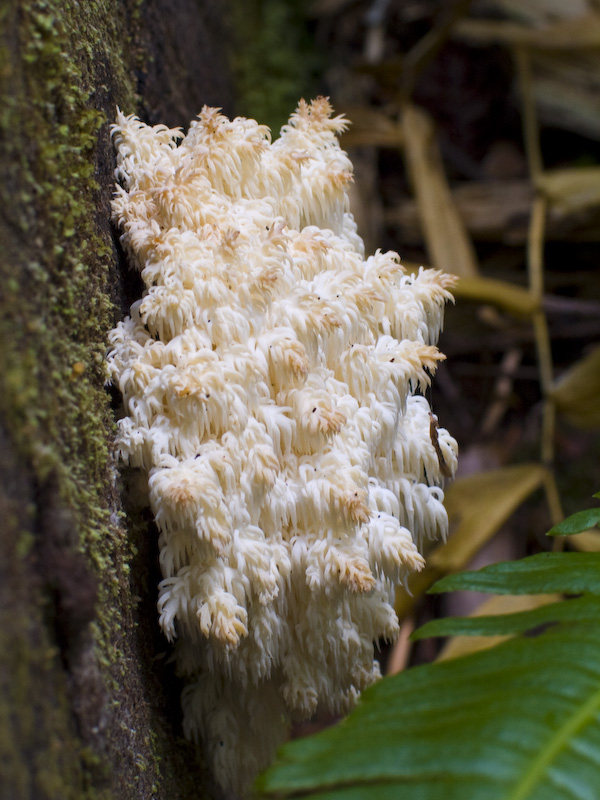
top-left (507, 686), bottom-right (600, 800)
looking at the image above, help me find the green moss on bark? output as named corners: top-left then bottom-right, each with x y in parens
top-left (0, 0), bottom-right (131, 545)
top-left (0, 0), bottom-right (229, 797)
top-left (0, 1), bottom-right (139, 796)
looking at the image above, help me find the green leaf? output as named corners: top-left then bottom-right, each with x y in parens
top-left (548, 507), bottom-right (600, 536)
top-left (434, 594), bottom-right (561, 661)
top-left (412, 594), bottom-right (600, 640)
top-left (258, 620), bottom-right (600, 799)
top-left (429, 551), bottom-right (600, 596)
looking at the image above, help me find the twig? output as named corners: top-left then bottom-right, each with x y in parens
top-left (481, 347), bottom-right (523, 436)
top-left (387, 616), bottom-right (415, 675)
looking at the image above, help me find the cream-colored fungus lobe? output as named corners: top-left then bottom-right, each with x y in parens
top-left (107, 98), bottom-right (458, 795)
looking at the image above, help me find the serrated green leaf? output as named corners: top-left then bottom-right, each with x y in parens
top-left (412, 594), bottom-right (600, 640)
top-left (430, 551), bottom-right (600, 595)
top-left (258, 620), bottom-right (600, 800)
top-left (548, 507), bottom-right (600, 536)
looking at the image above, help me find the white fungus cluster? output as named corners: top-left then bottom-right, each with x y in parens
top-left (107, 98), bottom-right (458, 796)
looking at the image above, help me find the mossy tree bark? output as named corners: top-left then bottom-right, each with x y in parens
top-left (0, 2), bottom-right (233, 798)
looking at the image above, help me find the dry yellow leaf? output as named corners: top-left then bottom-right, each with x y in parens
top-left (395, 464), bottom-right (549, 618)
top-left (536, 167), bottom-right (600, 215)
top-left (452, 275), bottom-right (539, 316)
top-left (429, 464), bottom-right (549, 574)
top-left (402, 104), bottom-right (479, 278)
top-left (566, 529), bottom-right (600, 552)
top-left (550, 346), bottom-right (600, 428)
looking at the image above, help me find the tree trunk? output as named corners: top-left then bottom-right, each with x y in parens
top-left (0, 2), bottom-right (233, 797)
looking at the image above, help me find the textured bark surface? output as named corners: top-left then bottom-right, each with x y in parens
top-left (0, 2), bottom-right (232, 798)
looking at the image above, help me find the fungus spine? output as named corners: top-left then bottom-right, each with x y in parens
top-left (107, 98), bottom-right (458, 796)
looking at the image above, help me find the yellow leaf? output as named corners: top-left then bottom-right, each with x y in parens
top-left (550, 346), bottom-right (600, 428)
top-left (452, 275), bottom-right (539, 316)
top-left (536, 168), bottom-right (600, 215)
top-left (402, 104), bottom-right (479, 278)
top-left (395, 464), bottom-right (548, 617)
top-left (429, 464), bottom-right (549, 574)
top-left (565, 530), bottom-right (600, 552)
